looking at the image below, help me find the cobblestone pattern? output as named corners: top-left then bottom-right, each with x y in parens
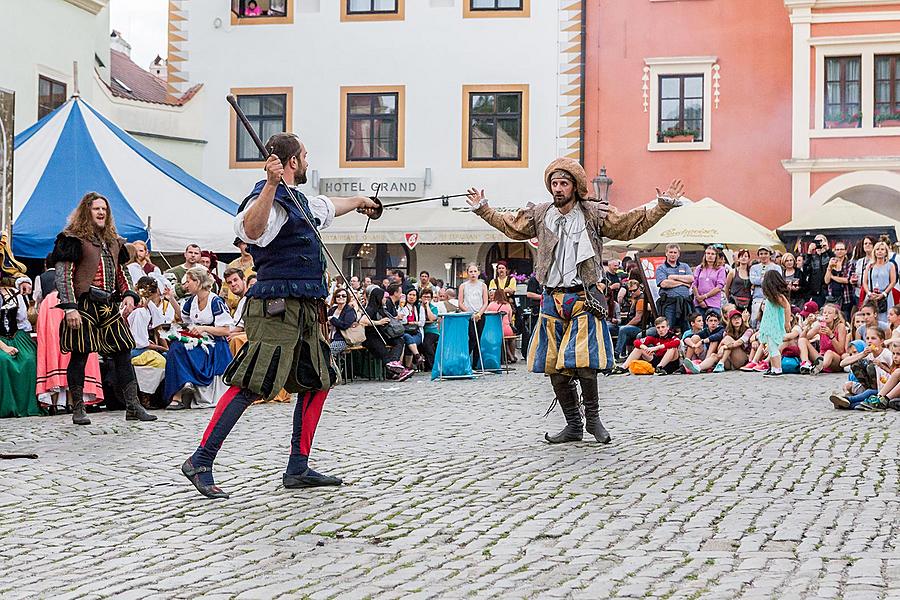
top-left (2, 370), bottom-right (900, 599)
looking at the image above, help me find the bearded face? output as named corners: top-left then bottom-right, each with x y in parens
top-left (551, 177), bottom-right (575, 208)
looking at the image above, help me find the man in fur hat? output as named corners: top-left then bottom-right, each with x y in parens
top-left (466, 158), bottom-right (683, 444)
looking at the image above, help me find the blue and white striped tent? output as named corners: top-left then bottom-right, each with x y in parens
top-left (13, 97), bottom-right (238, 258)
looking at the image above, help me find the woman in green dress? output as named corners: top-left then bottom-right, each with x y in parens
top-left (0, 234), bottom-right (39, 418)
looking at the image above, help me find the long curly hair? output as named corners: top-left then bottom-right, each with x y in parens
top-left (64, 192), bottom-right (119, 244)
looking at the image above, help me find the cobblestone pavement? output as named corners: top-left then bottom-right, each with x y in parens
top-left (3, 369), bottom-right (900, 599)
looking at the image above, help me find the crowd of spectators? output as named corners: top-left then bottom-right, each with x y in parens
top-left (5, 230), bottom-right (900, 418)
top-left (602, 235), bottom-right (900, 411)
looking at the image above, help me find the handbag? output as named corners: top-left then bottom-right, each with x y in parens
top-left (383, 318), bottom-right (405, 339)
top-left (340, 322), bottom-right (367, 346)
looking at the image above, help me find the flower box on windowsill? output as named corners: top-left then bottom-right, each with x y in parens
top-left (663, 134), bottom-right (696, 143)
top-left (825, 120), bottom-right (861, 129)
top-left (876, 119), bottom-right (900, 128)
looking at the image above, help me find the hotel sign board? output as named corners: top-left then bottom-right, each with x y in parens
top-left (319, 177), bottom-right (424, 198)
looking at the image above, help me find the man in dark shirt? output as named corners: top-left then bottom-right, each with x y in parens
top-left (803, 234), bottom-right (833, 308)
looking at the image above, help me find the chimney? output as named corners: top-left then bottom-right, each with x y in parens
top-left (149, 55), bottom-right (167, 82)
top-left (110, 30), bottom-right (132, 57)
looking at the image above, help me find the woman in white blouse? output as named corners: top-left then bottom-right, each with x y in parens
top-left (164, 267), bottom-right (234, 410)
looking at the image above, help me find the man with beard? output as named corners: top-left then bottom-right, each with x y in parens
top-left (51, 192), bottom-right (157, 425)
top-left (467, 158), bottom-right (683, 445)
top-left (181, 133), bottom-right (379, 499)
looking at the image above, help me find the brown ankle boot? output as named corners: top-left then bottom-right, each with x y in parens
top-left (123, 381), bottom-right (158, 421)
top-left (70, 385), bottom-right (91, 426)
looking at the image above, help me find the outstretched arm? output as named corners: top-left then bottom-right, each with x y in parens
top-left (602, 179), bottom-right (684, 241)
top-left (466, 188), bottom-right (537, 241)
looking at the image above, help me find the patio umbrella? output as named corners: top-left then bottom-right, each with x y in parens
top-left (605, 197), bottom-right (784, 253)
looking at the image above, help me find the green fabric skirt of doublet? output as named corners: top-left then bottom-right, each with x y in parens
top-left (224, 298), bottom-right (333, 400)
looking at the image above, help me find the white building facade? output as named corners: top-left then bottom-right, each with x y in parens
top-left (176, 0), bottom-right (586, 285)
top-left (1, 0), bottom-right (206, 174)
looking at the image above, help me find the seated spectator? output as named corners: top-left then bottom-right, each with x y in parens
top-left (398, 288), bottom-right (426, 369)
top-left (692, 245), bottom-right (726, 314)
top-left (437, 287), bottom-right (460, 313)
top-left (244, 0), bottom-right (262, 16)
top-left (223, 238), bottom-right (255, 311)
top-left (0, 256), bottom-right (39, 418)
top-left (362, 286), bottom-right (413, 381)
top-left (830, 327), bottom-right (891, 410)
top-left (611, 316), bottom-right (680, 376)
top-left (128, 277), bottom-right (168, 405)
top-left (127, 240), bottom-right (162, 284)
top-left (889, 306), bottom-right (900, 339)
top-left (164, 267), bottom-right (234, 410)
top-left (681, 312), bottom-right (704, 343)
top-left (614, 279), bottom-right (646, 360)
top-left (857, 301), bottom-right (889, 340)
top-left (858, 339), bottom-right (900, 410)
top-left (419, 287), bottom-right (440, 370)
top-left (700, 309), bottom-right (753, 372)
top-left (798, 303), bottom-right (847, 374)
top-left (682, 311), bottom-right (725, 373)
top-left (223, 267), bottom-right (248, 343)
top-left (487, 287), bottom-right (517, 363)
top-left (199, 250), bottom-right (222, 294)
top-left (327, 288), bottom-right (359, 357)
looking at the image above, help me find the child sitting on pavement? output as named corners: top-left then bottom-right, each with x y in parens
top-left (695, 309), bottom-right (753, 372)
top-left (829, 327), bottom-right (891, 410)
top-left (798, 303), bottom-right (848, 374)
top-left (853, 339), bottom-right (900, 410)
top-left (852, 312), bottom-right (867, 342)
top-left (681, 312), bottom-right (704, 345)
top-left (611, 316), bottom-right (681, 376)
top-left (682, 311), bottom-right (725, 373)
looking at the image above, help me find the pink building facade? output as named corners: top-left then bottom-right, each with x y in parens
top-left (584, 0), bottom-right (900, 229)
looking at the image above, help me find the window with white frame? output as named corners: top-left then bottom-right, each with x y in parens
top-left (644, 57), bottom-right (716, 151)
top-left (813, 40), bottom-right (900, 135)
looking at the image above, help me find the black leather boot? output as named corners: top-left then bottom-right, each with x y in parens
top-left (545, 375), bottom-right (583, 443)
top-left (70, 385), bottom-right (91, 426)
top-left (123, 381), bottom-right (158, 421)
top-left (578, 369), bottom-right (611, 444)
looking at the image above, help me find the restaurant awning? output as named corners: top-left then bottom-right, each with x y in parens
top-left (320, 205), bottom-right (522, 244)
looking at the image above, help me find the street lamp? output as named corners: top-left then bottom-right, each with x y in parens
top-left (592, 166), bottom-right (613, 203)
top-left (444, 262), bottom-right (452, 284)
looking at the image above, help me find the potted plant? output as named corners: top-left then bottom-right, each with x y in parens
top-left (876, 112), bottom-right (900, 128)
top-left (825, 112), bottom-right (862, 129)
top-left (661, 127), bottom-right (699, 143)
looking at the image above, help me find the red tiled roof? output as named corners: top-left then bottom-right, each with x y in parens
top-left (107, 49), bottom-right (201, 106)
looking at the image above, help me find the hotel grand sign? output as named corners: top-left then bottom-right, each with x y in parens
top-left (318, 177), bottom-right (424, 198)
